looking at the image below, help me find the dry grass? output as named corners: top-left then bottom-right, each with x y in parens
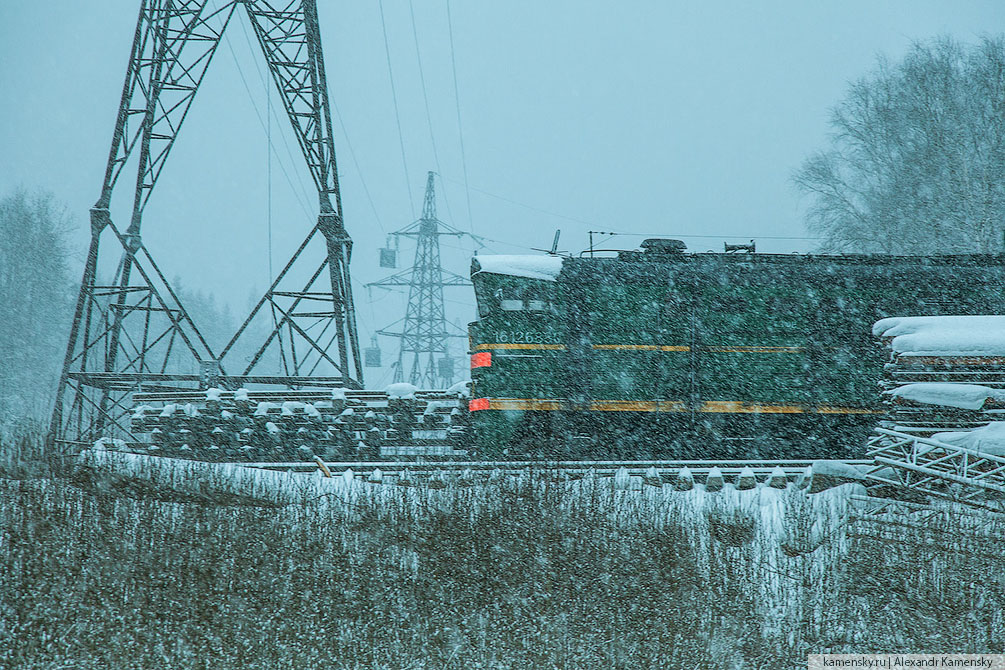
top-left (1, 435), bottom-right (1004, 669)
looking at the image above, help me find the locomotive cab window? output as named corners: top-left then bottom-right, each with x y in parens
top-left (477, 280), bottom-right (556, 315)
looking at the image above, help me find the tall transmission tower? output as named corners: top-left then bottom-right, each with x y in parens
top-left (50, 0), bottom-right (362, 449)
top-left (368, 172), bottom-right (470, 388)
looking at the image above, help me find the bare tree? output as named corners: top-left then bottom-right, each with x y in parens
top-left (0, 189), bottom-right (73, 424)
top-left (795, 36), bottom-right (1005, 254)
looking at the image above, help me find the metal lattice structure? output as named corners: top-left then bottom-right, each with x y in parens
top-left (866, 428), bottom-right (1005, 513)
top-left (368, 172), bottom-right (470, 388)
top-left (50, 0), bottom-right (362, 450)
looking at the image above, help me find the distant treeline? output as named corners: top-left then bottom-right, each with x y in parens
top-left (0, 188), bottom-right (278, 430)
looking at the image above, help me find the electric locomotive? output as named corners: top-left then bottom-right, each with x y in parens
top-left (467, 241), bottom-right (1005, 459)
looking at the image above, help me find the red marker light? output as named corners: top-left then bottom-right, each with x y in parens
top-left (470, 352), bottom-right (492, 369)
top-left (469, 398), bottom-right (490, 411)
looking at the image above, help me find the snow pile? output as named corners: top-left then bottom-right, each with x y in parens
top-left (92, 437), bottom-right (126, 451)
top-left (254, 402), bottom-right (278, 416)
top-left (472, 255), bottom-right (563, 281)
top-left (888, 383), bottom-right (1005, 410)
top-left (387, 382), bottom-right (418, 399)
top-left (873, 315), bottom-right (1005, 356)
top-left (76, 450), bottom-right (366, 506)
top-left (446, 380), bottom-right (471, 397)
top-left (933, 421), bottom-right (1005, 457)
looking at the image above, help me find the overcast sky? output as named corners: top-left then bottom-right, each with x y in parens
top-left (0, 1), bottom-right (1001, 386)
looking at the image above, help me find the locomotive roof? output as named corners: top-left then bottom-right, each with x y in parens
top-left (471, 255), bottom-right (563, 281)
top-left (472, 251), bottom-right (1005, 282)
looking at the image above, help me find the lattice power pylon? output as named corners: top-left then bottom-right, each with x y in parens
top-left (368, 172), bottom-right (470, 388)
top-left (50, 0), bottom-right (362, 449)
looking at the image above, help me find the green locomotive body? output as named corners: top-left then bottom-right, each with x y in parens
top-left (467, 243), bottom-right (1005, 459)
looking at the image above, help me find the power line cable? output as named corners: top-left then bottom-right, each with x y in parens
top-left (445, 0), bottom-right (473, 232)
top-left (267, 73), bottom-right (273, 282)
top-left (407, 1), bottom-right (457, 227)
top-left (377, 0), bottom-right (416, 217)
top-left (331, 101), bottom-right (387, 234)
top-left (438, 175), bottom-right (824, 241)
top-left (219, 22), bottom-right (313, 221)
top-left (233, 5), bottom-right (386, 240)
top-left (235, 10), bottom-right (316, 212)
top-left (440, 174), bottom-right (597, 226)
top-left (408, 2), bottom-right (443, 180)
top-left (604, 231), bottom-right (822, 241)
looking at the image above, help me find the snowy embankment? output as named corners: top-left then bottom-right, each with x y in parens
top-left (44, 448), bottom-right (1005, 658)
top-left (77, 450), bottom-right (360, 507)
top-left (75, 449), bottom-right (863, 628)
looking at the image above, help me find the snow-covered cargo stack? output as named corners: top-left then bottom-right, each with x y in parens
top-left (127, 382), bottom-right (472, 462)
top-left (867, 317), bottom-right (1005, 511)
top-left (873, 316), bottom-right (1005, 436)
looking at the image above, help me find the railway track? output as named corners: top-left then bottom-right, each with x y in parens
top-left (241, 458), bottom-right (874, 487)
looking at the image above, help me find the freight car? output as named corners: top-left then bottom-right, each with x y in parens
top-left (467, 241), bottom-right (1005, 459)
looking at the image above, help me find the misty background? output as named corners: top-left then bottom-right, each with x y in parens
top-left (0, 0), bottom-right (1001, 390)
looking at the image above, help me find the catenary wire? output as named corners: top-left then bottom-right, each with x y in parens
top-left (445, 0), bottom-right (473, 232)
top-left (378, 0), bottom-right (416, 217)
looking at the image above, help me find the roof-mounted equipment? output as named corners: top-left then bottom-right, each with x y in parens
top-left (724, 240), bottom-right (756, 253)
top-left (640, 238), bottom-right (687, 254)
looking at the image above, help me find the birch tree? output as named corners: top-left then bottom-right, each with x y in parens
top-left (795, 36), bottom-right (1005, 253)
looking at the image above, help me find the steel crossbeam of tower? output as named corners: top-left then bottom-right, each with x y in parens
top-left (368, 172), bottom-right (470, 389)
top-left (50, 0), bottom-right (362, 449)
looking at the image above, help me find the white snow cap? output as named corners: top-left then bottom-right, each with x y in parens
top-left (387, 382), bottom-right (418, 399)
top-left (889, 383), bottom-right (1005, 410)
top-left (933, 422), bottom-right (1005, 457)
top-left (446, 379), bottom-right (471, 397)
top-left (254, 402), bottom-right (278, 416)
top-left (873, 316), bottom-right (1005, 356)
top-left (473, 255), bottom-right (563, 281)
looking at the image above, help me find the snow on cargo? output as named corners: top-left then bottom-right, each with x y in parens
top-left (446, 380), bottom-right (471, 397)
top-left (387, 382), bottom-right (418, 399)
top-left (888, 383), bottom-right (1005, 410)
top-left (933, 421), bottom-right (1005, 458)
top-left (873, 315), bottom-right (1005, 356)
top-left (472, 255), bottom-right (563, 281)
top-left (254, 402), bottom-right (278, 416)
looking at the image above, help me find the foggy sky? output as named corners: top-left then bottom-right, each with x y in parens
top-left (0, 1), bottom-right (1001, 386)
